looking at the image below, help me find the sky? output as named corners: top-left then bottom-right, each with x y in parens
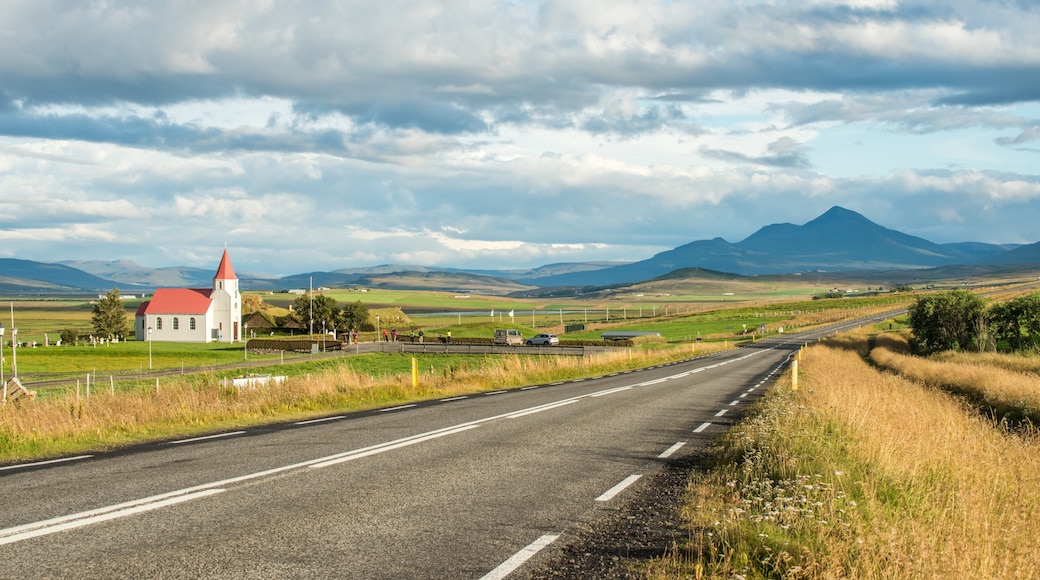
top-left (1, 0), bottom-right (1039, 277)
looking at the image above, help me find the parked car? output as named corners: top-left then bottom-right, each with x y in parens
top-left (526, 333), bottom-right (559, 346)
top-left (493, 329), bottom-right (524, 345)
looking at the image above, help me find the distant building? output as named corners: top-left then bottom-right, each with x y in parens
top-left (134, 250), bottom-right (242, 343)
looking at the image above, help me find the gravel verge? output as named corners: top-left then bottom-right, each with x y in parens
top-left (525, 450), bottom-right (710, 579)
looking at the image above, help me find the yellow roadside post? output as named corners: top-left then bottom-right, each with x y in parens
top-left (412, 357), bottom-right (418, 388)
top-left (791, 359), bottom-right (799, 391)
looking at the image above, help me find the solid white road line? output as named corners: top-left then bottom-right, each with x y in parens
top-left (0, 489), bottom-right (226, 546)
top-left (479, 534), bottom-right (561, 580)
top-left (596, 474), bottom-right (643, 502)
top-left (506, 400), bottom-right (579, 419)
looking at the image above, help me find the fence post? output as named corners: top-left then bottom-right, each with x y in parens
top-left (791, 359), bottom-right (799, 391)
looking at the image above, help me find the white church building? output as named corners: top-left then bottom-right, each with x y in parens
top-left (135, 249), bottom-right (243, 343)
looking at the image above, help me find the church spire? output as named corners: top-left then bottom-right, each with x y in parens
top-left (213, 248), bottom-right (238, 280)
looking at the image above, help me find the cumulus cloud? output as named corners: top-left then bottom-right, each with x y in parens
top-left (0, 0), bottom-right (1037, 274)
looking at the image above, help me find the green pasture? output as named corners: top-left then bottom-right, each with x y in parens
top-left (1, 292), bottom-right (912, 381)
top-left (4, 339), bottom-right (278, 378)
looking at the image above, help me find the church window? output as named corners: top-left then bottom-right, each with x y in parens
top-left (190, 318), bottom-right (196, 330)
top-left (173, 318), bottom-right (179, 330)
top-left (156, 318), bottom-right (163, 330)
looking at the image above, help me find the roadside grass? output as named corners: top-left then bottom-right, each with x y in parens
top-left (644, 329), bottom-right (1040, 578)
top-left (0, 341), bottom-right (730, 464)
top-left (870, 332), bottom-right (1040, 426)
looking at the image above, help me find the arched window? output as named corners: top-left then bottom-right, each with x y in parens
top-left (156, 318), bottom-right (163, 330)
top-left (190, 318), bottom-right (196, 330)
top-left (173, 318), bottom-right (179, 330)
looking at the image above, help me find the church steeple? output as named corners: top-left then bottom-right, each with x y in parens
top-left (214, 248), bottom-right (238, 281)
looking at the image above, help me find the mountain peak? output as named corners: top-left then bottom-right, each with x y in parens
top-left (809, 206), bottom-right (871, 225)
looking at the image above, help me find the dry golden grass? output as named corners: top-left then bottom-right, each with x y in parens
top-left (648, 330), bottom-right (1040, 579)
top-left (0, 342), bottom-right (727, 463)
top-left (871, 332), bottom-right (1040, 425)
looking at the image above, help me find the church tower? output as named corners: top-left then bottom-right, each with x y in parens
top-left (211, 249), bottom-right (242, 342)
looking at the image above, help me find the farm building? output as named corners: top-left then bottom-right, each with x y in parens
top-left (134, 249), bottom-right (242, 343)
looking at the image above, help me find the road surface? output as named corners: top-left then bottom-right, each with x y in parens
top-left (0, 316), bottom-right (886, 578)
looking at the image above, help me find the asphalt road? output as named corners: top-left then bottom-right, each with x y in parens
top-left (0, 316), bottom-right (887, 579)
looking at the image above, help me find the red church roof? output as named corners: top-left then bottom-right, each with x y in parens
top-left (214, 248), bottom-right (237, 280)
top-left (138, 288), bottom-right (214, 315)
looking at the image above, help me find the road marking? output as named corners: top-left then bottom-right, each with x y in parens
top-left (520, 386), bottom-right (539, 390)
top-left (658, 442), bottom-right (686, 458)
top-left (589, 386), bottom-right (632, 397)
top-left (637, 378), bottom-right (668, 386)
top-left (484, 390), bottom-right (507, 396)
top-left (507, 400), bottom-right (579, 419)
top-left (2, 348), bottom-right (771, 546)
top-left (379, 404), bottom-right (418, 412)
top-left (439, 396), bottom-right (468, 402)
top-left (309, 425), bottom-right (481, 469)
top-left (596, 474), bottom-right (643, 501)
top-left (0, 455), bottom-right (93, 472)
top-left (714, 409), bottom-right (728, 417)
top-left (480, 534), bottom-right (560, 580)
top-left (295, 416), bottom-right (345, 425)
top-left (169, 431), bottom-right (246, 445)
top-left (730, 400), bottom-right (740, 406)
top-left (0, 489), bottom-right (225, 546)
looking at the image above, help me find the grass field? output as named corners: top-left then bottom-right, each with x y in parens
top-left (644, 322), bottom-right (1040, 578)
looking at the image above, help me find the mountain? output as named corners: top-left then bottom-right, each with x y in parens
top-left (988, 241), bottom-right (1040, 265)
top-left (525, 206), bottom-right (1020, 286)
top-left (0, 259), bottom-right (121, 293)
top-left (6, 207), bottom-right (1035, 294)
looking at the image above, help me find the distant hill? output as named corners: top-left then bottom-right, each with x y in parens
top-left (0, 259), bottom-right (120, 293)
top-left (988, 241), bottom-right (1040, 265)
top-left (7, 206), bottom-right (1038, 294)
top-left (526, 206), bottom-right (1021, 286)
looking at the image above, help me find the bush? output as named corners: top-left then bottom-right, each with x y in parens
top-left (60, 328), bottom-right (79, 344)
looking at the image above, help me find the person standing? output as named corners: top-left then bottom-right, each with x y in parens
top-left (418, 328), bottom-right (424, 343)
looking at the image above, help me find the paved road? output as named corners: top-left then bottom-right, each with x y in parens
top-left (0, 316), bottom-right (889, 579)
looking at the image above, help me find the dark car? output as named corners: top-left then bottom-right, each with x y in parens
top-left (526, 333), bottom-right (559, 346)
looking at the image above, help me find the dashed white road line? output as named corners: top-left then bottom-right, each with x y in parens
top-left (596, 474), bottom-right (643, 502)
top-left (0, 455), bottom-right (93, 472)
top-left (658, 442), bottom-right (686, 459)
top-left (714, 409), bottom-right (728, 417)
top-left (169, 431), bottom-right (246, 445)
top-left (693, 422), bottom-right (712, 433)
top-left (479, 534), bottom-right (561, 580)
top-left (295, 416), bottom-right (345, 425)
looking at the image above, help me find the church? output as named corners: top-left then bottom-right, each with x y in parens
top-left (135, 249), bottom-right (243, 343)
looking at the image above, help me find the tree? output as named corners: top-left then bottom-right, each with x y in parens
top-left (907, 289), bottom-right (987, 352)
top-left (292, 293), bottom-right (340, 334)
top-left (989, 292), bottom-right (1040, 351)
top-left (340, 300), bottom-right (369, 332)
top-left (92, 287), bottom-right (130, 340)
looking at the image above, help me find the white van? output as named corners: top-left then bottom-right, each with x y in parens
top-left (493, 329), bottom-right (524, 345)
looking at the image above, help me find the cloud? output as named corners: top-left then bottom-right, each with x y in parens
top-left (0, 0), bottom-right (1038, 274)
top-left (700, 137), bottom-right (813, 169)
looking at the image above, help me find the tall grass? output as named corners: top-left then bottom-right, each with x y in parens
top-left (871, 332), bottom-right (1040, 425)
top-left (646, 330), bottom-right (1040, 579)
top-left (0, 342), bottom-right (728, 464)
